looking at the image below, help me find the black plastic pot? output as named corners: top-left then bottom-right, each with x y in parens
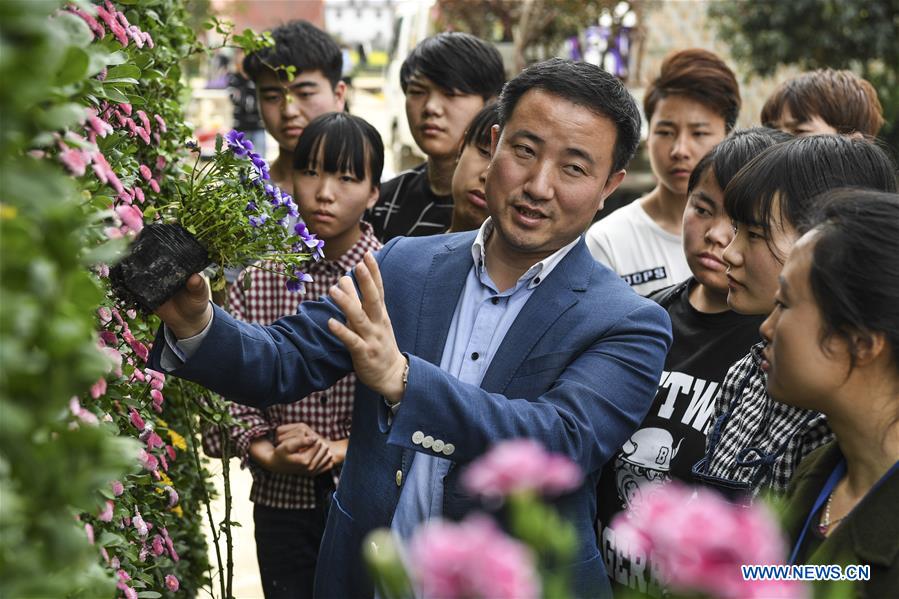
top-left (109, 223), bottom-right (211, 312)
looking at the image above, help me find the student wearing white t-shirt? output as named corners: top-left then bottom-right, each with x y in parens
top-left (587, 49), bottom-right (740, 295)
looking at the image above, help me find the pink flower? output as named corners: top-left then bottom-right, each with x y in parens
top-left (462, 439), bottom-right (583, 499)
top-left (159, 453), bottom-right (169, 472)
top-left (84, 523), bottom-right (95, 544)
top-left (99, 330), bottom-right (118, 346)
top-left (151, 534), bottom-right (165, 556)
top-left (90, 377), bottom-right (107, 399)
top-left (154, 114), bottom-right (168, 133)
top-left (132, 186), bottom-right (145, 203)
top-left (126, 309), bottom-right (137, 319)
top-left (165, 574), bottom-right (180, 592)
top-left (139, 164), bottom-right (152, 181)
top-left (166, 445), bottom-right (176, 461)
top-left (98, 307), bottom-right (112, 325)
top-left (97, 263), bottom-right (110, 278)
top-left (138, 449), bottom-right (159, 473)
top-left (68, 7), bottom-right (105, 39)
top-left (120, 103), bottom-right (132, 116)
top-left (129, 408), bottom-right (146, 431)
top-left (115, 204), bottom-right (144, 235)
top-left (148, 178), bottom-right (160, 193)
top-left (611, 483), bottom-right (806, 599)
top-left (409, 515), bottom-right (540, 599)
top-left (59, 145), bottom-right (91, 176)
top-left (91, 151), bottom-right (124, 194)
top-left (117, 190), bottom-right (133, 205)
top-left (132, 512), bottom-right (148, 537)
top-left (145, 431), bottom-right (164, 450)
top-left (150, 389), bottom-right (165, 413)
top-left (129, 338), bottom-right (149, 362)
top-left (104, 227), bottom-right (124, 240)
top-left (135, 126), bottom-right (151, 145)
top-left (86, 109), bottom-right (114, 138)
top-left (165, 486), bottom-right (179, 508)
top-left (70, 397), bottom-right (99, 425)
top-left (122, 586), bottom-right (138, 599)
top-left (155, 155), bottom-right (167, 170)
top-left (98, 500), bottom-right (115, 522)
top-left (111, 480), bottom-right (124, 496)
top-left (162, 527), bottom-right (179, 561)
top-left (116, 569), bottom-right (130, 583)
top-left (128, 26), bottom-right (144, 49)
top-left (135, 110), bottom-right (151, 133)
top-left (111, 556), bottom-right (121, 569)
top-left (102, 346), bottom-right (123, 377)
top-left (99, 546), bottom-right (110, 563)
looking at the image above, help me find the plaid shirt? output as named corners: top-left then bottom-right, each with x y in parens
top-left (703, 341), bottom-right (834, 495)
top-left (202, 222), bottom-right (381, 509)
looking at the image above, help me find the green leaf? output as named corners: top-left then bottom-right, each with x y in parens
top-left (52, 10), bottom-right (94, 48)
top-left (214, 134), bottom-right (223, 153)
top-left (136, 592), bottom-right (161, 598)
top-left (56, 47), bottom-right (91, 86)
top-left (36, 103), bottom-right (85, 131)
top-left (99, 86), bottom-right (129, 103)
top-left (106, 64), bottom-right (142, 80)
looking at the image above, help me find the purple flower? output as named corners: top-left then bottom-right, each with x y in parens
top-left (224, 130), bottom-right (254, 157)
top-left (286, 271), bottom-right (314, 294)
top-left (245, 200), bottom-right (258, 213)
top-left (294, 221), bottom-right (311, 238)
top-left (249, 214), bottom-right (268, 228)
top-left (251, 154), bottom-right (270, 180)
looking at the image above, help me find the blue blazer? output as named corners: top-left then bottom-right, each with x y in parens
top-left (150, 231), bottom-right (672, 598)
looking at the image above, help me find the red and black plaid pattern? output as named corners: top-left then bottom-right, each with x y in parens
top-left (202, 223), bottom-right (381, 509)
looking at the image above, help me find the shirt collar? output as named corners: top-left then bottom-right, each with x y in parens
top-left (470, 217), bottom-right (580, 290)
top-left (310, 221), bottom-right (381, 275)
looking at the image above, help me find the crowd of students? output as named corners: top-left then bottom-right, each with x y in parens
top-left (162, 18), bottom-right (899, 599)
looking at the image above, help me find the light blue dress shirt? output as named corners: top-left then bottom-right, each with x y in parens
top-left (390, 219), bottom-right (578, 542)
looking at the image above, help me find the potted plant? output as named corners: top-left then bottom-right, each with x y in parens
top-left (110, 130), bottom-right (323, 311)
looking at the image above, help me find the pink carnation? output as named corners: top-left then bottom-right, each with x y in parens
top-left (70, 397), bottom-right (99, 425)
top-left (111, 480), bottom-right (124, 496)
top-left (611, 483), bottom-right (806, 599)
top-left (151, 535), bottom-right (165, 556)
top-left (154, 114), bottom-right (168, 133)
top-left (99, 330), bottom-right (118, 346)
top-left (129, 408), bottom-right (146, 431)
top-left (138, 449), bottom-right (159, 473)
top-left (162, 527), bottom-right (179, 561)
top-left (120, 103), bottom-right (132, 116)
top-left (165, 486), bottom-right (179, 508)
top-left (84, 522), bottom-right (95, 544)
top-left (115, 204), bottom-right (144, 234)
top-left (166, 445), bottom-right (176, 461)
top-left (462, 439), bottom-right (583, 499)
top-left (91, 151), bottom-right (124, 194)
top-left (132, 512), bottom-right (148, 537)
top-left (155, 155), bottom-right (167, 170)
top-left (135, 126), bottom-right (151, 145)
top-left (90, 377), bottom-right (107, 400)
top-left (148, 178), bottom-right (160, 193)
top-left (128, 25), bottom-right (144, 49)
top-left (132, 186), bottom-right (145, 203)
top-left (98, 500), bottom-right (115, 522)
top-left (138, 164), bottom-right (152, 181)
top-left (145, 431), bottom-right (164, 450)
top-left (59, 145), bottom-right (91, 176)
top-left (98, 307), bottom-right (112, 325)
top-left (409, 515), bottom-right (540, 599)
top-left (165, 574), bottom-right (180, 592)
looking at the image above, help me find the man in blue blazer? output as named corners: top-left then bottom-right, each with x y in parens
top-left (151, 59), bottom-right (672, 598)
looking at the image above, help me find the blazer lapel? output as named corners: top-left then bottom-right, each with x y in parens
top-left (480, 239), bottom-right (592, 394)
top-left (414, 232), bottom-right (476, 366)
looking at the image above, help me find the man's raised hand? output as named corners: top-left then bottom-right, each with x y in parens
top-left (327, 252), bottom-right (407, 404)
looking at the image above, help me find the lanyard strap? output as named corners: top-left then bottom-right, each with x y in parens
top-left (789, 458), bottom-right (846, 565)
top-left (789, 457), bottom-right (899, 565)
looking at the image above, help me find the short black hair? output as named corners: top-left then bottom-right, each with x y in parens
top-left (293, 112), bottom-right (384, 188)
top-left (724, 135), bottom-right (897, 251)
top-left (688, 127), bottom-right (793, 194)
top-left (497, 58), bottom-right (641, 174)
top-left (461, 103), bottom-right (500, 151)
top-left (805, 189), bottom-right (899, 372)
top-left (400, 32), bottom-right (504, 100)
top-left (243, 20), bottom-right (343, 88)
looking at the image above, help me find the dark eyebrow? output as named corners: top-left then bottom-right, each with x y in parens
top-left (778, 275), bottom-right (792, 299)
top-left (258, 81), bottom-right (319, 93)
top-left (509, 129), bottom-right (597, 167)
top-left (655, 119), bottom-right (713, 128)
top-left (691, 190), bottom-right (716, 205)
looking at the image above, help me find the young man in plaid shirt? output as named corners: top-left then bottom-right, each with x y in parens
top-left (204, 113), bottom-right (384, 599)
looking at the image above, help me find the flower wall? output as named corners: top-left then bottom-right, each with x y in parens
top-left (1, 1), bottom-right (229, 596)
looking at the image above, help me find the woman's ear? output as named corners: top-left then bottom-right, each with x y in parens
top-left (366, 185), bottom-right (380, 210)
top-left (849, 330), bottom-right (887, 367)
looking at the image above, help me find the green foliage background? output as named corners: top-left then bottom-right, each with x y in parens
top-left (0, 1), bottom-right (229, 596)
top-left (708, 0), bottom-right (899, 158)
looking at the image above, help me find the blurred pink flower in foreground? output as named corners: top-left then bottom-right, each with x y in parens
top-left (611, 483), bottom-right (807, 599)
top-left (462, 439), bottom-right (582, 499)
top-left (165, 574), bottom-right (180, 591)
top-left (409, 515), bottom-right (539, 599)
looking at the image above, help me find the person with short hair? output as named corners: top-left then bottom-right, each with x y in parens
top-left (764, 189), bottom-right (899, 597)
top-left (761, 69), bottom-right (885, 137)
top-left (694, 135), bottom-right (897, 499)
top-left (206, 113), bottom-right (383, 599)
top-left (448, 103), bottom-right (500, 233)
top-left (368, 32), bottom-right (505, 241)
top-left (586, 49), bottom-right (740, 295)
top-left (242, 20), bottom-right (347, 192)
top-left (595, 128), bottom-right (791, 595)
top-left (150, 58), bottom-right (672, 599)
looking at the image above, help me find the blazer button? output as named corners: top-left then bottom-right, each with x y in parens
top-left (412, 431), bottom-right (424, 445)
top-left (432, 439), bottom-right (445, 453)
top-left (422, 435), bottom-right (434, 449)
top-left (442, 443), bottom-right (455, 456)
top-left (395, 469), bottom-right (403, 486)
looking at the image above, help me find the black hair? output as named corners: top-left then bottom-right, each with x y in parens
top-left (243, 20), bottom-right (343, 88)
top-left (498, 58), bottom-right (641, 173)
top-left (400, 32), bottom-right (504, 100)
top-left (293, 113), bottom-right (384, 188)
top-left (688, 127), bottom-right (793, 194)
top-left (724, 135), bottom-right (897, 258)
top-left (805, 189), bottom-right (899, 372)
top-left (461, 103), bottom-right (500, 151)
